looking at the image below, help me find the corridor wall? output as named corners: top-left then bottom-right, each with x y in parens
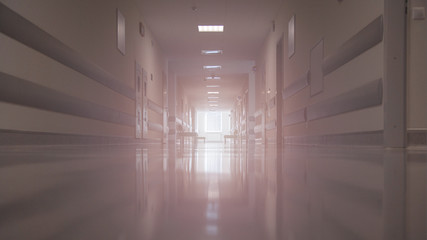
top-left (0, 0), bottom-right (166, 144)
top-left (257, 0), bottom-right (386, 145)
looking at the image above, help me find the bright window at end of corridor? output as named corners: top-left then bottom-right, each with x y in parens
top-left (205, 112), bottom-right (222, 132)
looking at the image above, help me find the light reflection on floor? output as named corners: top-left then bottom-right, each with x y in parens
top-left (0, 143), bottom-right (425, 240)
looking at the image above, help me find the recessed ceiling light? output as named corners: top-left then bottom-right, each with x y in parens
top-left (201, 50), bottom-right (223, 55)
top-left (203, 65), bottom-right (222, 70)
top-left (207, 91), bottom-right (219, 94)
top-left (209, 104), bottom-right (219, 107)
top-left (205, 76), bottom-right (221, 80)
top-left (208, 96), bottom-right (219, 99)
top-left (198, 25), bottom-right (224, 32)
top-left (206, 85), bottom-right (220, 88)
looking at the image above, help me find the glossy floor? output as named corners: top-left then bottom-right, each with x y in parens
top-left (0, 143), bottom-right (426, 240)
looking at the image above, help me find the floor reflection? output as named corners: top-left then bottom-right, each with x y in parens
top-left (0, 144), bottom-right (425, 239)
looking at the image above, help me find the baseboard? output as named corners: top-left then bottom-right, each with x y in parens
top-left (283, 131), bottom-right (384, 146)
top-left (0, 129), bottom-right (161, 146)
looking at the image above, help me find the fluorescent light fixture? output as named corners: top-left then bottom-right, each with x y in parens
top-left (201, 50), bottom-right (223, 55)
top-left (208, 96), bottom-right (219, 99)
top-left (203, 65), bottom-right (221, 70)
top-left (208, 100), bottom-right (219, 103)
top-left (206, 85), bottom-right (220, 88)
top-left (198, 25), bottom-right (224, 32)
top-left (209, 104), bottom-right (219, 107)
top-left (207, 91), bottom-right (219, 94)
top-left (205, 76), bottom-right (221, 80)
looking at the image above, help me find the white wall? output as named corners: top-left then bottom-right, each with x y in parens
top-left (256, 0), bottom-right (385, 138)
top-left (0, 0), bottom-right (166, 140)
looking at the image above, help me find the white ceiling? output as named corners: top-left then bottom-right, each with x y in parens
top-left (138, 0), bottom-right (283, 111)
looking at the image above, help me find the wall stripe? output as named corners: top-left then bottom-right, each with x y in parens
top-left (0, 72), bottom-right (134, 126)
top-left (307, 78), bottom-right (382, 121)
top-left (147, 99), bottom-right (163, 115)
top-left (148, 121), bottom-right (163, 133)
top-left (0, 129), bottom-right (138, 145)
top-left (323, 15), bottom-right (383, 76)
top-left (284, 131), bottom-right (383, 146)
top-left (0, 2), bottom-right (135, 100)
top-left (283, 71), bottom-right (309, 100)
top-left (283, 108), bottom-right (306, 126)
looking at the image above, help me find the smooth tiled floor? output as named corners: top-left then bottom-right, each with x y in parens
top-left (0, 142), bottom-right (426, 240)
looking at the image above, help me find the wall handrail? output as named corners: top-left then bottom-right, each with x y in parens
top-left (0, 2), bottom-right (135, 100)
top-left (147, 99), bottom-right (163, 115)
top-left (148, 121), bottom-right (163, 133)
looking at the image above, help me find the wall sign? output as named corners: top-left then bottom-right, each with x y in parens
top-left (117, 9), bottom-right (126, 55)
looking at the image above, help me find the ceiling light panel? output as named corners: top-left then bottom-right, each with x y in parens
top-left (206, 85), bottom-right (220, 88)
top-left (203, 65), bottom-right (222, 70)
top-left (207, 91), bottom-right (219, 94)
top-left (201, 50), bottom-right (223, 55)
top-left (205, 76), bottom-right (221, 80)
top-left (208, 96), bottom-right (219, 99)
top-left (198, 25), bottom-right (224, 32)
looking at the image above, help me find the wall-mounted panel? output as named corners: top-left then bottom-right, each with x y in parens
top-left (307, 79), bottom-right (383, 121)
top-left (323, 16), bottom-right (383, 76)
top-left (283, 108), bottom-right (306, 126)
top-left (0, 72), bottom-right (134, 126)
top-left (283, 71), bottom-right (309, 100)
